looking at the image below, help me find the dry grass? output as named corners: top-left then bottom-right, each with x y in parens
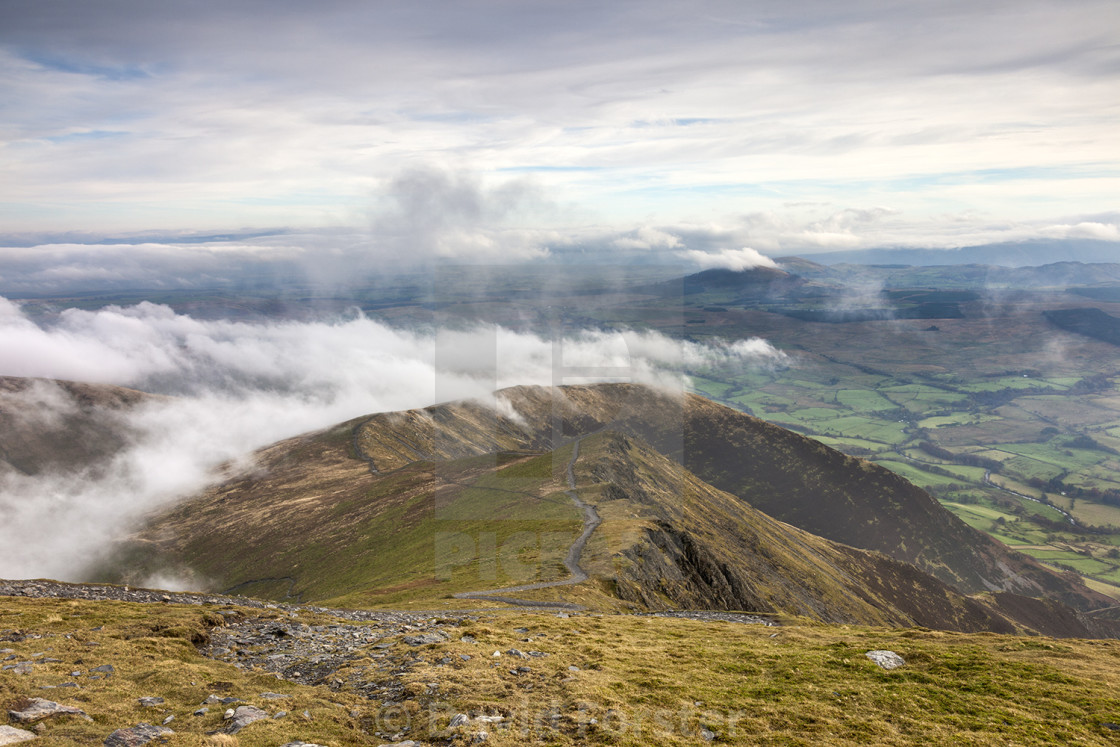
top-left (0, 597), bottom-right (375, 746)
top-left (353, 612), bottom-right (1120, 746)
top-left (4, 596), bottom-right (1120, 745)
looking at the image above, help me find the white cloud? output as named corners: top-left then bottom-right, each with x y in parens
top-left (611, 227), bottom-right (682, 251)
top-left (0, 297), bottom-right (787, 581)
top-left (677, 246), bottom-right (779, 271)
top-left (369, 166), bottom-right (553, 264)
top-left (1039, 221), bottom-right (1120, 241)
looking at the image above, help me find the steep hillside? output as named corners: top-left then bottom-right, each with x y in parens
top-left (573, 432), bottom-right (1019, 632)
top-left (99, 420), bottom-right (584, 605)
top-left (484, 385), bottom-right (1114, 612)
top-left (101, 384), bottom-right (1115, 635)
top-left (0, 376), bottom-right (155, 476)
top-left (108, 421), bottom-right (1030, 633)
top-left (1044, 307), bottom-right (1120, 347)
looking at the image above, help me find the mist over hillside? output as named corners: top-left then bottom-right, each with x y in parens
top-left (0, 296), bottom-right (785, 582)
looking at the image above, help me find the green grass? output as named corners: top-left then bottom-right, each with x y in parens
top-left (836, 389), bottom-right (897, 412)
top-left (381, 611), bottom-right (1120, 746)
top-left (940, 502), bottom-right (1013, 521)
top-left (1002, 456), bottom-right (1068, 483)
top-left (996, 442), bottom-right (1107, 471)
top-left (919, 414), bottom-right (999, 429)
top-left (875, 461), bottom-right (965, 490)
top-left (688, 376), bottom-right (734, 399)
top-left (811, 435), bottom-right (891, 452)
top-left (328, 453), bottom-right (584, 608)
top-left (729, 391), bottom-right (796, 409)
top-left (789, 407), bottom-right (845, 421)
top-left (958, 378), bottom-right (1064, 393)
top-left (815, 416), bottom-right (909, 445)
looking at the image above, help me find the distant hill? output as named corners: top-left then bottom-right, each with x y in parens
top-left (650, 265), bottom-right (813, 303)
top-left (1044, 307), bottom-right (1120, 346)
top-left (771, 258), bottom-right (1120, 291)
top-left (96, 383), bottom-right (1117, 636)
top-left (0, 377), bottom-right (156, 477)
top-left (803, 239), bottom-right (1120, 268)
top-left (682, 266), bottom-right (804, 293)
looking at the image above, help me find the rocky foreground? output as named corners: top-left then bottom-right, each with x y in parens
top-left (1, 580), bottom-right (775, 745)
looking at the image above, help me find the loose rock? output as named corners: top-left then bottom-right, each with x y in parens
top-left (7, 698), bottom-right (91, 724)
top-left (103, 723), bottom-right (173, 747)
top-left (865, 650), bottom-right (905, 670)
top-left (219, 705), bottom-right (270, 734)
top-left (0, 725), bottom-right (37, 745)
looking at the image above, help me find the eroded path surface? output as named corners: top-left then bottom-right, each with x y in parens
top-left (453, 438), bottom-right (601, 609)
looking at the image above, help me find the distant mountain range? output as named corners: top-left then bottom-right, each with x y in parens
top-left (800, 238), bottom-right (1120, 268)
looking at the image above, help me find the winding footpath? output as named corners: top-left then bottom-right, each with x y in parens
top-left (453, 438), bottom-right (601, 609)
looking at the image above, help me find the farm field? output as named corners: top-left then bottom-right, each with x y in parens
top-left (668, 287), bottom-right (1120, 595)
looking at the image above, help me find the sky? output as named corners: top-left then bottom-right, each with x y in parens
top-left (1, 0), bottom-right (1119, 276)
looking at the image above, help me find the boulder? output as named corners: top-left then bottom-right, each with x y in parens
top-left (865, 650), bottom-right (905, 670)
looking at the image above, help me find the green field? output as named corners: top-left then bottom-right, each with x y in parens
top-left (681, 297), bottom-right (1120, 585)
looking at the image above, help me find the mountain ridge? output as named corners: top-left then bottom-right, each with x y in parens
top-left (86, 381), bottom-right (1117, 636)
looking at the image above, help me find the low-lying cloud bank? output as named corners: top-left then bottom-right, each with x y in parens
top-left (0, 297), bottom-right (786, 584)
top-left (4, 200), bottom-right (1119, 296)
top-left (676, 247), bottom-right (779, 272)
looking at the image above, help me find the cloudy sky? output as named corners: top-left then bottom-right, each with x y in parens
top-left (2, 0), bottom-right (1119, 273)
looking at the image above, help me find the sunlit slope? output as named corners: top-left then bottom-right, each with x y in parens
top-left (102, 421), bottom-right (585, 606)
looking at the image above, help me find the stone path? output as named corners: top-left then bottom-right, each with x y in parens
top-left (453, 438), bottom-right (601, 608)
